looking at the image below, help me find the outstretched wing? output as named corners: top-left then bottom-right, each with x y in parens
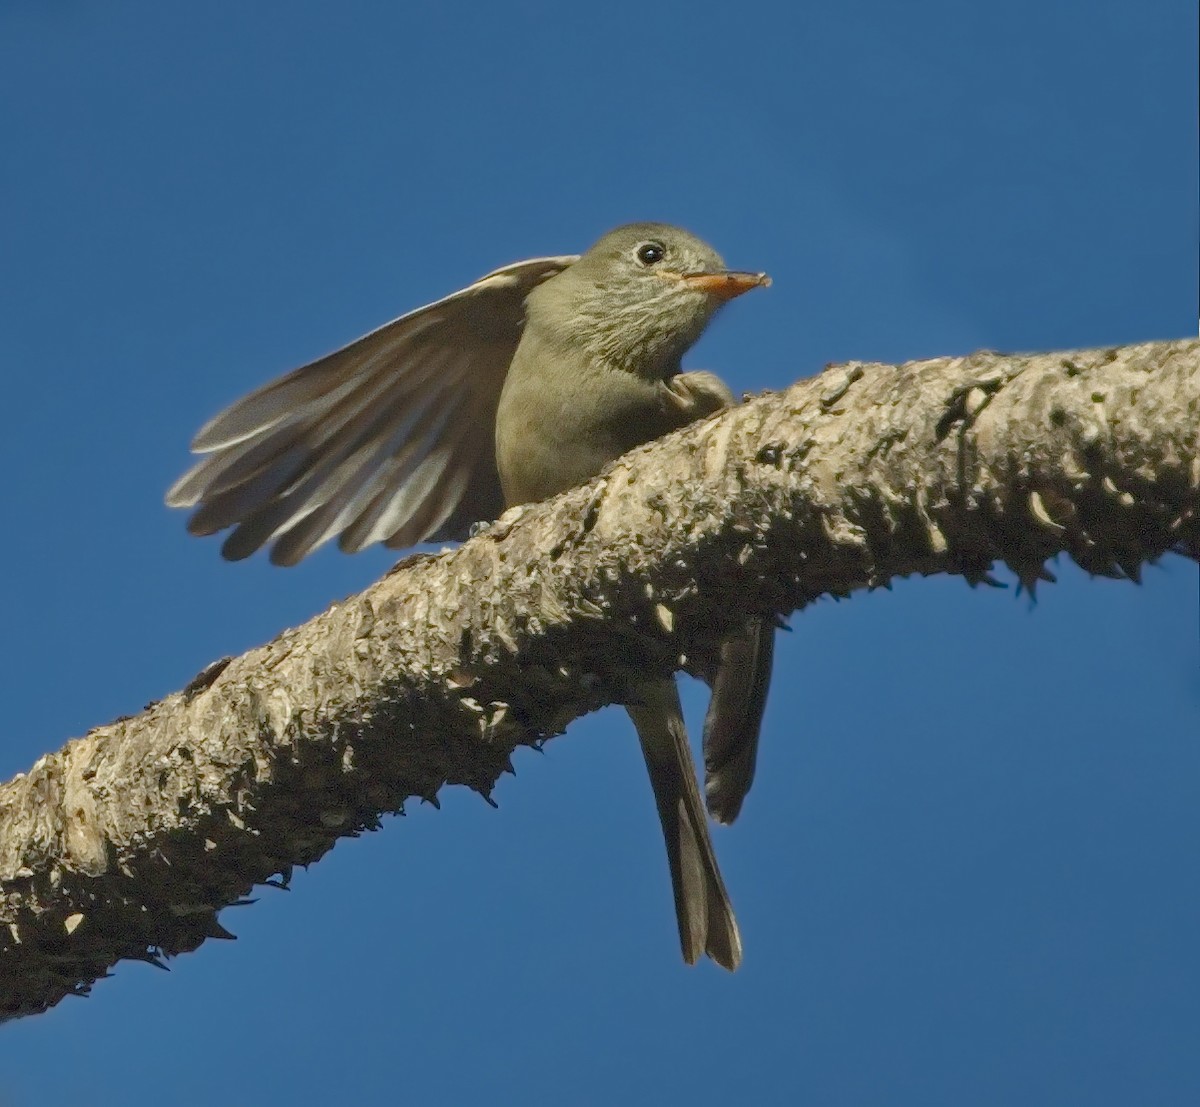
top-left (167, 255), bottom-right (578, 565)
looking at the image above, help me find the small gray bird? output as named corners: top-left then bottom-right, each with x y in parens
top-left (169, 223), bottom-right (772, 969)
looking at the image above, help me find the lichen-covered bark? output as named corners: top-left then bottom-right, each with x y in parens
top-left (1, 339), bottom-right (1196, 1019)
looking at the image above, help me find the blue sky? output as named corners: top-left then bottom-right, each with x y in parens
top-left (1, 2), bottom-right (1197, 1104)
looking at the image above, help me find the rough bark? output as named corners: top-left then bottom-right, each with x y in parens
top-left (1, 338), bottom-right (1197, 1019)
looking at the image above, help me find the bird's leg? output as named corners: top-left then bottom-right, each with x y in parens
top-left (661, 371), bottom-right (737, 424)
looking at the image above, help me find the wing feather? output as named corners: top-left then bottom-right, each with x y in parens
top-left (217, 353), bottom-right (460, 561)
top-left (168, 255), bottom-right (577, 561)
top-left (260, 367), bottom-right (468, 565)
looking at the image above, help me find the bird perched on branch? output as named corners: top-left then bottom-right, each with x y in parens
top-left (169, 223), bottom-right (773, 969)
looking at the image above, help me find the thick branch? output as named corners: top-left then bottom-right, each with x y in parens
top-left (2, 339), bottom-right (1197, 1018)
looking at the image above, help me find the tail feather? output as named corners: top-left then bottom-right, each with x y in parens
top-left (627, 682), bottom-right (742, 971)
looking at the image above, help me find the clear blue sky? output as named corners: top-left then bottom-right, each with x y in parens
top-left (1, 3), bottom-right (1197, 1104)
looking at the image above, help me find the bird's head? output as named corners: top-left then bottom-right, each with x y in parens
top-left (527, 222), bottom-right (769, 377)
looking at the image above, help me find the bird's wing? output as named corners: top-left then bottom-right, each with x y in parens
top-left (702, 618), bottom-right (774, 825)
top-left (167, 254), bottom-right (578, 565)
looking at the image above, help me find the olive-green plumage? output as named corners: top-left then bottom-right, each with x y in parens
top-left (169, 222), bottom-right (773, 969)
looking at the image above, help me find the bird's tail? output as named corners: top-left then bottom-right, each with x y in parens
top-left (627, 682), bottom-right (742, 971)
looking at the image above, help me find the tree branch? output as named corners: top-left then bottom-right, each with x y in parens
top-left (2, 338), bottom-right (1197, 1019)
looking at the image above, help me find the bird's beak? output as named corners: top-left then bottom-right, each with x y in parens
top-left (672, 270), bottom-right (772, 302)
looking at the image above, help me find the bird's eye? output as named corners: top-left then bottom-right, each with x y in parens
top-left (635, 242), bottom-right (666, 266)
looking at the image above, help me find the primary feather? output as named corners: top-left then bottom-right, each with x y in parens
top-left (168, 255), bottom-right (576, 561)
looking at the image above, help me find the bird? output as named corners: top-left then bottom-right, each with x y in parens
top-left (168, 222), bottom-right (773, 969)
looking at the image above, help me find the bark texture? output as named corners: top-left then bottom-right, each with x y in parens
top-left (2, 338), bottom-right (1197, 1019)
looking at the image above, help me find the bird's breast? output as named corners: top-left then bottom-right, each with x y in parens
top-left (494, 331), bottom-right (676, 508)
